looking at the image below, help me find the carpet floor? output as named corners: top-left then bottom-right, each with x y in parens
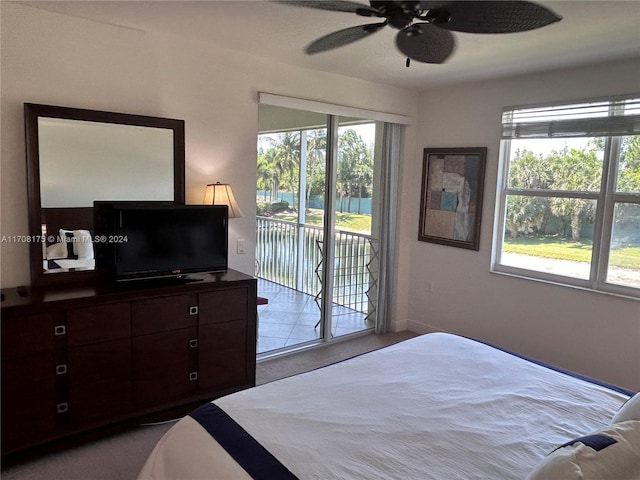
top-left (1, 331), bottom-right (418, 480)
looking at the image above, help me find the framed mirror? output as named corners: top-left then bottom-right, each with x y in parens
top-left (25, 103), bottom-right (185, 286)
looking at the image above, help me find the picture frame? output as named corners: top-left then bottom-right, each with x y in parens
top-left (418, 147), bottom-right (487, 251)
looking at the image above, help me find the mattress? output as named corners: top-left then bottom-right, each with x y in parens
top-left (137, 332), bottom-right (631, 479)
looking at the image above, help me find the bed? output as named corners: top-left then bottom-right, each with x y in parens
top-left (42, 207), bottom-right (95, 272)
top-left (137, 333), bottom-right (639, 480)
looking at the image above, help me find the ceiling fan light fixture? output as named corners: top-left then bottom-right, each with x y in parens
top-left (388, 11), bottom-right (414, 29)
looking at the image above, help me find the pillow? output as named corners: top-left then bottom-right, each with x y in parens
top-left (59, 229), bottom-right (75, 258)
top-left (59, 229), bottom-right (94, 259)
top-left (72, 229), bottom-right (94, 259)
top-left (613, 393), bottom-right (640, 424)
top-left (46, 242), bottom-right (68, 260)
top-left (526, 420), bottom-right (640, 480)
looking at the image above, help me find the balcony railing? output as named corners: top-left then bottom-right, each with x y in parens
top-left (256, 217), bottom-right (378, 316)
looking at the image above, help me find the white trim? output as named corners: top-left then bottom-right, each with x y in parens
top-left (594, 136), bottom-right (618, 289)
top-left (321, 115), bottom-right (340, 341)
top-left (490, 267), bottom-right (640, 302)
top-left (258, 92), bottom-right (413, 126)
top-left (491, 139), bottom-right (511, 270)
top-left (502, 93), bottom-right (640, 116)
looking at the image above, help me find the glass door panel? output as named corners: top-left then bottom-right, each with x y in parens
top-left (256, 105), bottom-right (327, 353)
top-left (255, 107), bottom-right (381, 354)
top-left (329, 117), bottom-right (380, 338)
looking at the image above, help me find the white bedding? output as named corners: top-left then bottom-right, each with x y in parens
top-left (43, 257), bottom-right (95, 272)
top-left (137, 333), bottom-right (630, 480)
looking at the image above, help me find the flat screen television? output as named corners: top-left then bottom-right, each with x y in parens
top-left (94, 202), bottom-right (228, 281)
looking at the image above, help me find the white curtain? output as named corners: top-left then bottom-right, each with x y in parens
top-left (375, 122), bottom-right (402, 334)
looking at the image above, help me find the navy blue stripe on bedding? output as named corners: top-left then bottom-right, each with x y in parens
top-left (189, 402), bottom-right (299, 480)
top-left (553, 433), bottom-right (617, 453)
top-left (467, 336), bottom-right (636, 397)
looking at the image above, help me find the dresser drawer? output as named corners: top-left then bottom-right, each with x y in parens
top-left (199, 320), bottom-right (248, 390)
top-left (199, 288), bottom-right (248, 325)
top-left (132, 328), bottom-right (196, 409)
top-left (1, 313), bottom-right (57, 359)
top-left (68, 338), bottom-right (132, 424)
top-left (1, 352), bottom-right (57, 452)
top-left (132, 295), bottom-right (195, 336)
top-left (67, 303), bottom-right (131, 346)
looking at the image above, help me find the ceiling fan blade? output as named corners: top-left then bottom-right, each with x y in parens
top-left (305, 22), bottom-right (387, 54)
top-left (274, 1), bottom-right (379, 15)
top-left (395, 23), bottom-right (455, 63)
top-left (423, 1), bottom-right (561, 33)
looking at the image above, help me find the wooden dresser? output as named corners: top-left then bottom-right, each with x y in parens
top-left (1, 269), bottom-right (257, 456)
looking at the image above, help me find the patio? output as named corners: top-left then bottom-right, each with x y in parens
top-left (257, 278), bottom-right (375, 354)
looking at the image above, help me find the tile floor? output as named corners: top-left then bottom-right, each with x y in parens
top-left (257, 278), bottom-right (375, 354)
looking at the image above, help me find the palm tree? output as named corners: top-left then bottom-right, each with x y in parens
top-left (305, 129), bottom-right (327, 205)
top-left (337, 129), bottom-right (372, 213)
top-left (271, 131), bottom-right (301, 208)
top-left (258, 132), bottom-right (301, 206)
top-left (257, 149), bottom-right (278, 202)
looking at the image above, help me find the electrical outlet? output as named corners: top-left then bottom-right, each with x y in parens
top-left (236, 238), bottom-right (246, 254)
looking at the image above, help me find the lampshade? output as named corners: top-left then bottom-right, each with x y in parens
top-left (203, 182), bottom-right (244, 218)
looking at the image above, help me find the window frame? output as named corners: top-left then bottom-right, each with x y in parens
top-left (492, 96), bottom-right (640, 299)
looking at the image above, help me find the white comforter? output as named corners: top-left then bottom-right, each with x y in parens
top-left (138, 333), bottom-right (629, 480)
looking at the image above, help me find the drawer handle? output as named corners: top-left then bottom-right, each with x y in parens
top-left (57, 402), bottom-right (69, 414)
top-left (54, 325), bottom-right (66, 336)
top-left (189, 306), bottom-right (198, 316)
top-left (189, 339), bottom-right (198, 348)
top-left (55, 364), bottom-right (67, 375)
top-left (189, 371), bottom-right (198, 381)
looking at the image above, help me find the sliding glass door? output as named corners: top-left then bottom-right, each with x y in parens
top-left (256, 105), bottom-right (385, 354)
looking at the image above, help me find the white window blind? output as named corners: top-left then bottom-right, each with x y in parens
top-left (501, 96), bottom-right (640, 139)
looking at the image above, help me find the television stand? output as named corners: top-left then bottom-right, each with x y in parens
top-left (1, 268), bottom-right (257, 457)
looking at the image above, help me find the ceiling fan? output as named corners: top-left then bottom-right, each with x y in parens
top-left (277, 1), bottom-right (562, 65)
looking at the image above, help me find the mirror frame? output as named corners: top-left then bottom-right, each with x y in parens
top-left (25, 103), bottom-right (186, 286)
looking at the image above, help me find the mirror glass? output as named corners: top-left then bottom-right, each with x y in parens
top-left (39, 118), bottom-right (174, 208)
top-left (25, 104), bottom-right (185, 285)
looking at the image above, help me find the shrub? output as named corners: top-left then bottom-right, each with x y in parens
top-left (270, 200), bottom-right (289, 213)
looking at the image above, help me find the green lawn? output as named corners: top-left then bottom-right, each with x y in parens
top-left (272, 209), bottom-right (372, 234)
top-left (503, 236), bottom-right (640, 270)
top-left (269, 211), bottom-right (640, 270)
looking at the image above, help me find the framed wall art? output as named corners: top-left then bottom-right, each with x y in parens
top-left (418, 147), bottom-right (487, 250)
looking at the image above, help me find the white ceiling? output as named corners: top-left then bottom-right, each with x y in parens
top-left (21, 0), bottom-right (640, 91)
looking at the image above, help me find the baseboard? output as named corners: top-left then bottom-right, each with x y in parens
top-left (407, 321), bottom-right (443, 335)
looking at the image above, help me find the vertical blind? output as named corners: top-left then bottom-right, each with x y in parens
top-left (501, 95), bottom-right (640, 139)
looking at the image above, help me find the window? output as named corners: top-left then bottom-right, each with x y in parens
top-left (493, 96), bottom-right (640, 297)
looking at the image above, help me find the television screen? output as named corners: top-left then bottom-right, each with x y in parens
top-left (95, 203), bottom-right (228, 281)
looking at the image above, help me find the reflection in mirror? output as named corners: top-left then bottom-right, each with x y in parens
top-left (41, 207), bottom-right (96, 275)
top-left (25, 103), bottom-right (185, 285)
top-left (38, 118), bottom-right (174, 208)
